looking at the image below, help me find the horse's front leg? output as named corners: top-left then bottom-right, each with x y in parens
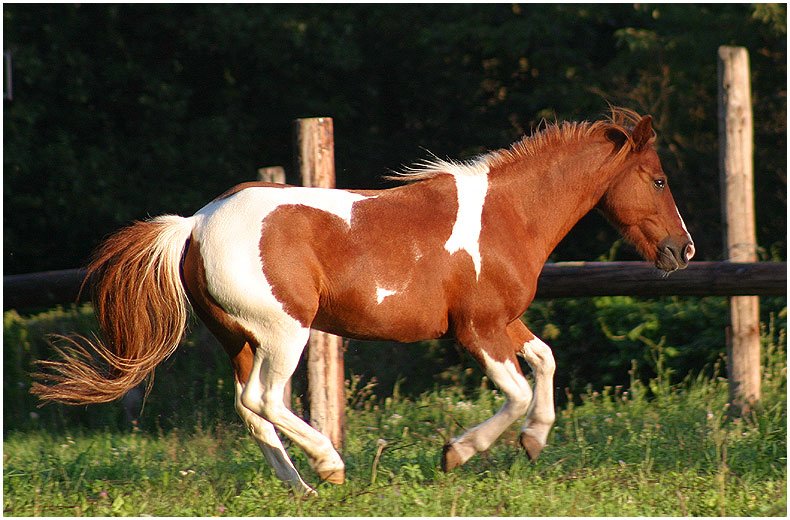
top-left (507, 319), bottom-right (556, 460)
top-left (441, 326), bottom-right (533, 472)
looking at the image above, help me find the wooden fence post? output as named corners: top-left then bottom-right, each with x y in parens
top-left (293, 117), bottom-right (346, 449)
top-left (258, 166), bottom-right (286, 185)
top-left (717, 45), bottom-right (761, 414)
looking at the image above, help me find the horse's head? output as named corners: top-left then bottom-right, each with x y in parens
top-left (598, 115), bottom-right (695, 273)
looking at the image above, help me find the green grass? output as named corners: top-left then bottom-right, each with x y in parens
top-left (4, 338), bottom-right (786, 517)
top-left (4, 305), bottom-right (786, 515)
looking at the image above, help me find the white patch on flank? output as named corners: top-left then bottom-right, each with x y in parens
top-left (192, 186), bottom-right (370, 334)
top-left (444, 166), bottom-right (489, 279)
top-left (376, 286), bottom-right (397, 304)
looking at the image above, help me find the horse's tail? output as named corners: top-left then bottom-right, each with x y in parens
top-left (31, 215), bottom-right (196, 405)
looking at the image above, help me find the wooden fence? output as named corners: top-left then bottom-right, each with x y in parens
top-left (3, 261), bottom-right (786, 312)
top-left (718, 45), bottom-right (762, 413)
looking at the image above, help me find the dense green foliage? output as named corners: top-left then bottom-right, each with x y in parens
top-left (3, 4), bottom-right (786, 274)
top-left (3, 329), bottom-right (785, 515)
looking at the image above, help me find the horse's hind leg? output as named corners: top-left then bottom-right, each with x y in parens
top-left (507, 319), bottom-right (556, 460)
top-left (194, 311), bottom-right (341, 491)
top-left (182, 247), bottom-right (316, 493)
top-left (241, 321), bottom-right (345, 485)
top-left (182, 239), bottom-right (342, 489)
top-left (189, 314), bottom-right (315, 492)
top-left (234, 376), bottom-right (315, 493)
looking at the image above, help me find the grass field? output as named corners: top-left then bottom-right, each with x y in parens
top-left (3, 333), bottom-right (786, 517)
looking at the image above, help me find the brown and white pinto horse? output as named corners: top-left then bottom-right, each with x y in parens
top-left (33, 109), bottom-right (694, 494)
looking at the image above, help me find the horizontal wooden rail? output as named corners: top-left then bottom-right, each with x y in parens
top-left (4, 268), bottom-right (89, 310)
top-left (535, 261), bottom-right (785, 298)
top-left (2, 262), bottom-right (786, 311)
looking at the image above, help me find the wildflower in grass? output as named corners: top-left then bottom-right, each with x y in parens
top-left (217, 505), bottom-right (226, 514)
top-left (99, 491), bottom-right (108, 499)
top-left (387, 413), bottom-right (403, 424)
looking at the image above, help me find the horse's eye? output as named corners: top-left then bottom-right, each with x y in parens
top-left (653, 179), bottom-right (666, 191)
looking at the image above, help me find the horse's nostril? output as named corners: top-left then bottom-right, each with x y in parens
top-left (683, 242), bottom-right (695, 262)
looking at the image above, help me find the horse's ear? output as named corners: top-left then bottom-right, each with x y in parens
top-left (632, 115), bottom-right (653, 151)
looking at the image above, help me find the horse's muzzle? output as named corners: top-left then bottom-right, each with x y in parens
top-left (656, 237), bottom-right (695, 273)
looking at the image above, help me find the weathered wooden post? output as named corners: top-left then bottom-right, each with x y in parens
top-left (717, 45), bottom-right (761, 413)
top-left (257, 166), bottom-right (286, 185)
top-left (293, 117), bottom-right (346, 449)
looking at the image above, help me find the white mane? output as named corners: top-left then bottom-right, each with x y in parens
top-left (390, 154), bottom-right (491, 182)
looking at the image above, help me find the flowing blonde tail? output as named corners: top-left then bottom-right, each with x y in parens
top-left (31, 215), bottom-right (195, 405)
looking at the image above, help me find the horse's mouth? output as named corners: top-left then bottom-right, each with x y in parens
top-left (656, 255), bottom-right (679, 273)
top-left (655, 245), bottom-right (688, 274)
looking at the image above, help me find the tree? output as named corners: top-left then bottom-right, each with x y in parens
top-left (3, 4), bottom-right (785, 274)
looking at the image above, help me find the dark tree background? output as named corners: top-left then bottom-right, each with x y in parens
top-left (3, 4), bottom-right (786, 275)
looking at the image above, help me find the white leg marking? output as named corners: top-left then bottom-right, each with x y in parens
top-left (444, 171), bottom-right (489, 279)
top-left (234, 382), bottom-right (315, 494)
top-left (241, 324), bottom-right (344, 481)
top-left (449, 350), bottom-right (531, 465)
top-left (518, 337), bottom-right (556, 445)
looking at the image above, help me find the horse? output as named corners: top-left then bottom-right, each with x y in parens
top-left (32, 109), bottom-right (694, 495)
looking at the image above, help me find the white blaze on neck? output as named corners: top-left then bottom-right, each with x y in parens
top-left (444, 170), bottom-right (489, 279)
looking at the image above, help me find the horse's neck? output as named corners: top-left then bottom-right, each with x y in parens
top-left (492, 139), bottom-right (616, 266)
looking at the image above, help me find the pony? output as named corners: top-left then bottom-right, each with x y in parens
top-left (33, 109), bottom-right (694, 494)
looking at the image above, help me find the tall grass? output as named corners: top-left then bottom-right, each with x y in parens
top-left (3, 308), bottom-right (786, 516)
top-left (5, 297), bottom-right (786, 431)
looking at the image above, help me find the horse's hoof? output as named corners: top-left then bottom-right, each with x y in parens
top-left (519, 431), bottom-right (544, 461)
top-left (441, 443), bottom-right (464, 472)
top-left (317, 467), bottom-right (345, 485)
top-left (301, 486), bottom-right (318, 497)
